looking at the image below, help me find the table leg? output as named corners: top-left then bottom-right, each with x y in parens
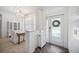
top-left (18, 36), bottom-right (20, 44)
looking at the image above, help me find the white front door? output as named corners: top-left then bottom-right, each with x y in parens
top-left (49, 14), bottom-right (64, 47)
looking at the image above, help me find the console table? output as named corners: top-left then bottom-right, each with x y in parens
top-left (16, 31), bottom-right (25, 44)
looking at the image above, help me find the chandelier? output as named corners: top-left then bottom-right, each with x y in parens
top-left (16, 7), bottom-right (36, 19)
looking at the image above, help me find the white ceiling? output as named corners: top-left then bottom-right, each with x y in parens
top-left (0, 6), bottom-right (39, 14)
top-left (0, 6), bottom-right (65, 14)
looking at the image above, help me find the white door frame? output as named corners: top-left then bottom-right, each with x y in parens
top-left (48, 14), bottom-right (64, 47)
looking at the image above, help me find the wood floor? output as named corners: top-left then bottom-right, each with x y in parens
top-left (0, 38), bottom-right (26, 53)
top-left (0, 38), bottom-right (69, 53)
top-left (34, 43), bottom-right (69, 53)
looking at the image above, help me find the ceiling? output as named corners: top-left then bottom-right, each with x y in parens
top-left (0, 6), bottom-right (39, 14)
top-left (0, 6), bottom-right (65, 15)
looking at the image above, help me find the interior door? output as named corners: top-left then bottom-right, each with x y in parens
top-left (49, 14), bottom-right (64, 47)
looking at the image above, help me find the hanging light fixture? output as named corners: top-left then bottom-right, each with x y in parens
top-left (16, 8), bottom-right (24, 19)
top-left (16, 7), bottom-right (36, 19)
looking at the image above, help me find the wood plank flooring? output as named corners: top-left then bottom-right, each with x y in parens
top-left (0, 38), bottom-right (26, 53)
top-left (0, 38), bottom-right (69, 53)
top-left (34, 43), bottom-right (69, 53)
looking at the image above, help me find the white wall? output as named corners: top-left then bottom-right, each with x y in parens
top-left (68, 7), bottom-right (79, 52)
top-left (24, 12), bottom-right (39, 52)
top-left (24, 13), bottom-right (36, 31)
top-left (36, 9), bottom-right (47, 47)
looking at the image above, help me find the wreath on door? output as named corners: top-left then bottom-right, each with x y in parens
top-left (52, 20), bottom-right (60, 27)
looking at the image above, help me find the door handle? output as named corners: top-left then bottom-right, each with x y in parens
top-left (49, 27), bottom-right (51, 29)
